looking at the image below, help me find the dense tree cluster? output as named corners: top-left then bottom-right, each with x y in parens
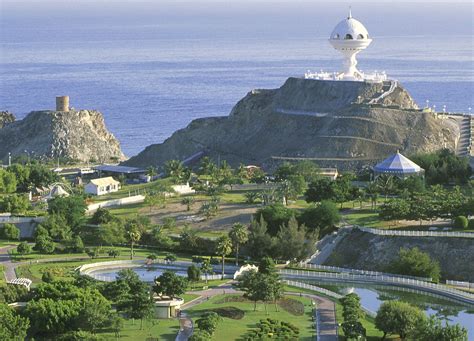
top-left (410, 149), bottom-right (472, 185)
top-left (379, 185), bottom-right (473, 223)
top-left (339, 293), bottom-right (366, 339)
top-left (375, 300), bottom-right (467, 340)
top-left (236, 257), bottom-right (283, 313)
top-left (388, 247), bottom-right (441, 282)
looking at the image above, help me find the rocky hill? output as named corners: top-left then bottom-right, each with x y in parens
top-left (0, 110), bottom-right (125, 163)
top-left (124, 78), bottom-right (461, 170)
top-left (0, 111), bottom-right (15, 128)
top-left (324, 229), bottom-right (474, 282)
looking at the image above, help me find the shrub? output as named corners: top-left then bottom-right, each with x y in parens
top-left (17, 241), bottom-right (32, 255)
top-left (454, 215), bottom-right (468, 229)
top-left (42, 271), bottom-right (55, 283)
top-left (468, 219), bottom-right (474, 230)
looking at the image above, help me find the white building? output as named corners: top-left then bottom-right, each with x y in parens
top-left (85, 177), bottom-right (120, 196)
top-left (305, 8), bottom-right (387, 82)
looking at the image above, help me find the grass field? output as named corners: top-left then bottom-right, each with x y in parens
top-left (97, 316), bottom-right (180, 341)
top-left (187, 294), bottom-right (315, 340)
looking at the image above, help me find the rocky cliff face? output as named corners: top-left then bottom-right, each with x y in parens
top-left (324, 230), bottom-right (474, 282)
top-left (124, 78), bottom-right (460, 170)
top-left (0, 110), bottom-right (125, 163)
top-left (0, 111), bottom-right (15, 128)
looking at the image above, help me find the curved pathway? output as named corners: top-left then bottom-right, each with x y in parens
top-left (0, 245), bottom-right (18, 281)
top-left (178, 281), bottom-right (338, 341)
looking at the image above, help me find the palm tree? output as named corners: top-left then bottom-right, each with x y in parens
top-left (164, 160), bottom-right (184, 183)
top-left (376, 174), bottom-right (395, 200)
top-left (126, 226), bottom-right (141, 260)
top-left (200, 259), bottom-right (213, 284)
top-left (229, 223), bottom-right (248, 266)
top-left (146, 166), bottom-right (158, 178)
top-left (215, 235), bottom-right (232, 279)
top-left (181, 196), bottom-right (195, 211)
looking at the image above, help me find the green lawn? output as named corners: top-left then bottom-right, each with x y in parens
top-left (187, 294), bottom-right (316, 340)
top-left (97, 316), bottom-right (180, 341)
top-left (0, 240), bottom-right (20, 248)
top-left (10, 246), bottom-right (193, 263)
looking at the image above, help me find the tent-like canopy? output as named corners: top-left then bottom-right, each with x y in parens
top-left (373, 151), bottom-right (424, 179)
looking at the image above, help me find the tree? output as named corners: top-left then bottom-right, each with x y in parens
top-left (379, 199), bottom-right (411, 222)
top-left (195, 311), bottom-right (222, 335)
top-left (90, 207), bottom-right (115, 225)
top-left (146, 166), bottom-right (158, 178)
top-left (200, 259), bottom-right (213, 284)
top-left (125, 221), bottom-right (142, 260)
top-left (215, 235), bottom-right (232, 279)
top-left (305, 177), bottom-right (335, 203)
top-left (144, 193), bottom-right (161, 212)
top-left (107, 249), bottom-right (120, 258)
top-left (389, 247), bottom-right (441, 282)
top-left (412, 315), bottom-right (468, 341)
top-left (0, 169), bottom-right (17, 193)
top-left (189, 330), bottom-right (212, 341)
top-left (246, 216), bottom-right (274, 260)
top-left (198, 156), bottom-right (216, 176)
top-left (181, 196), bottom-right (195, 211)
top-left (1, 223), bottom-right (20, 240)
top-left (187, 264), bottom-right (201, 289)
top-left (179, 226), bottom-right (199, 251)
top-left (34, 235), bottom-right (55, 254)
top-left (164, 252), bottom-right (177, 264)
top-left (164, 159), bottom-right (185, 184)
top-left (117, 281), bottom-right (153, 330)
top-left (244, 191), bottom-right (260, 204)
top-left (0, 303), bottom-right (30, 340)
top-left (95, 220), bottom-right (126, 246)
top-left (276, 216), bottom-right (317, 262)
top-left (236, 269), bottom-right (260, 311)
top-left (375, 300), bottom-right (426, 340)
top-left (39, 214), bottom-right (71, 241)
top-left (229, 223), bottom-right (248, 265)
top-left (47, 195), bottom-right (87, 233)
top-left (454, 215), bottom-right (468, 229)
top-left (254, 204), bottom-right (295, 236)
top-left (0, 194), bottom-right (30, 214)
top-left (153, 271), bottom-right (188, 298)
top-left (68, 235), bottom-right (85, 253)
top-left (17, 241), bottom-right (32, 255)
top-left (298, 200), bottom-right (340, 235)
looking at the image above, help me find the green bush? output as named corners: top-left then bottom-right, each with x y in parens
top-left (454, 216), bottom-right (468, 229)
top-left (468, 219), bottom-right (474, 230)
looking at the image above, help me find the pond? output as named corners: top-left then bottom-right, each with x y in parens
top-left (308, 280), bottom-right (474, 337)
top-left (87, 265), bottom-right (189, 282)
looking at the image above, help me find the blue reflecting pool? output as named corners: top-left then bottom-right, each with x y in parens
top-left (88, 266), bottom-right (188, 282)
top-left (309, 281), bottom-right (474, 337)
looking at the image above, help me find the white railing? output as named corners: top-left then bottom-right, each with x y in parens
top-left (279, 269), bottom-right (474, 304)
top-left (87, 195), bottom-right (145, 212)
top-left (304, 70), bottom-right (387, 83)
top-left (298, 263), bottom-right (432, 282)
top-left (356, 226), bottom-right (474, 238)
top-left (446, 280), bottom-right (474, 289)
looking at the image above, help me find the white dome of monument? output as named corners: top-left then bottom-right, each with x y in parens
top-left (330, 9), bottom-right (370, 40)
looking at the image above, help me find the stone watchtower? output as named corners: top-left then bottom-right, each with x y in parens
top-left (56, 96), bottom-right (70, 112)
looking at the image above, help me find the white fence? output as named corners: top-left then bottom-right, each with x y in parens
top-left (356, 226), bottom-right (474, 238)
top-left (446, 280), bottom-right (474, 289)
top-left (279, 269), bottom-right (474, 305)
top-left (299, 263), bottom-right (432, 282)
top-left (87, 195), bottom-right (145, 212)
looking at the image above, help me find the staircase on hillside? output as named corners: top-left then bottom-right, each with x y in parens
top-left (456, 115), bottom-right (473, 157)
top-left (360, 81), bottom-right (395, 105)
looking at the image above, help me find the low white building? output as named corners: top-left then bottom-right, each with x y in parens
top-left (85, 177), bottom-right (120, 196)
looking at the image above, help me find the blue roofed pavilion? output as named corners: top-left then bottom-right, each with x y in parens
top-left (373, 151), bottom-right (424, 179)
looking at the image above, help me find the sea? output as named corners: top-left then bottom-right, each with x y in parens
top-left (1, 2), bottom-right (473, 157)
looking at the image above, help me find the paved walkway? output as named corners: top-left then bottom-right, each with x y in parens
top-left (178, 281), bottom-right (338, 341)
top-left (0, 245), bottom-right (18, 281)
